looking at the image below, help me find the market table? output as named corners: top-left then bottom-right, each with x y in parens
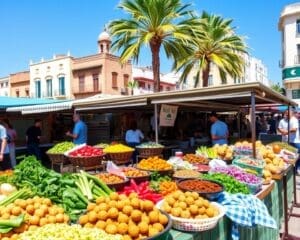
top-left (165, 166), bottom-right (294, 240)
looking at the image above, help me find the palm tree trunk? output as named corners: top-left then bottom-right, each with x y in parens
top-left (202, 61), bottom-right (211, 87)
top-left (150, 40), bottom-right (161, 92)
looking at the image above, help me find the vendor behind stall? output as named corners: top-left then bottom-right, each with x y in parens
top-left (209, 112), bottom-right (229, 145)
top-left (66, 113), bottom-right (87, 145)
top-left (125, 120), bottom-right (144, 163)
top-left (26, 119), bottom-right (42, 160)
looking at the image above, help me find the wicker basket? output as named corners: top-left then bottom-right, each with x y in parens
top-left (47, 153), bottom-right (69, 164)
top-left (136, 147), bottom-right (164, 158)
top-left (156, 201), bottom-right (225, 232)
top-left (107, 151), bottom-right (134, 165)
top-left (68, 155), bottom-right (103, 168)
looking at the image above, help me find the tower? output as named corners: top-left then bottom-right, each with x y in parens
top-left (98, 27), bottom-right (111, 54)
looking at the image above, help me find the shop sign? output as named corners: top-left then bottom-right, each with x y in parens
top-left (159, 104), bottom-right (178, 127)
top-left (283, 67), bottom-right (300, 79)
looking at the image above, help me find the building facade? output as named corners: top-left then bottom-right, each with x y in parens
top-left (132, 66), bottom-right (177, 94)
top-left (0, 76), bottom-right (9, 96)
top-left (180, 53), bottom-right (269, 89)
top-left (10, 71), bottom-right (30, 97)
top-left (72, 31), bottom-right (132, 99)
top-left (29, 54), bottom-right (73, 99)
top-left (279, 3), bottom-right (300, 101)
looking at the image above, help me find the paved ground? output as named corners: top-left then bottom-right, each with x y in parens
top-left (280, 176), bottom-right (300, 239)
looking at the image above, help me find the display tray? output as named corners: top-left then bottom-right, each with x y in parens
top-left (107, 151), bottom-right (134, 165)
top-left (68, 155), bottom-right (104, 168)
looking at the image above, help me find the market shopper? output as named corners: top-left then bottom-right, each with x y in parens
top-left (0, 120), bottom-right (11, 170)
top-left (125, 120), bottom-right (144, 163)
top-left (66, 113), bottom-right (87, 145)
top-left (3, 119), bottom-right (17, 168)
top-left (209, 112), bottom-right (229, 145)
top-left (26, 119), bottom-right (42, 160)
top-left (277, 110), bottom-right (298, 143)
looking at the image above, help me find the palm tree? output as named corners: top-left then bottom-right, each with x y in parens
top-left (127, 80), bottom-right (139, 95)
top-left (174, 12), bottom-right (247, 87)
top-left (271, 83), bottom-right (284, 95)
top-left (109, 0), bottom-right (199, 92)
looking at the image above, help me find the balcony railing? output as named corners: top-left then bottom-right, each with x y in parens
top-left (294, 55), bottom-right (300, 65)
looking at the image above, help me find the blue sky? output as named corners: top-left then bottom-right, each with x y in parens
top-left (0, 0), bottom-right (297, 84)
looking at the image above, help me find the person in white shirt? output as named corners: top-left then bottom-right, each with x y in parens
top-left (125, 120), bottom-right (144, 164)
top-left (278, 110), bottom-right (299, 143)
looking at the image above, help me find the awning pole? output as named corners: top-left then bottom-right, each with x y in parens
top-left (154, 104), bottom-right (159, 143)
top-left (251, 92), bottom-right (256, 158)
top-left (288, 105), bottom-right (290, 143)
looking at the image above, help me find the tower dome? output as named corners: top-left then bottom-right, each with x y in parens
top-left (98, 30), bottom-right (111, 42)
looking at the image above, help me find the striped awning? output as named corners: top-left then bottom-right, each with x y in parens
top-left (6, 101), bottom-right (73, 114)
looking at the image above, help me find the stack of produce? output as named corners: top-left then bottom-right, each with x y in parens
top-left (17, 223), bottom-right (122, 240)
top-left (173, 170), bottom-right (201, 179)
top-left (94, 143), bottom-right (110, 149)
top-left (210, 166), bottom-right (262, 193)
top-left (120, 180), bottom-right (162, 203)
top-left (10, 156), bottom-right (112, 221)
top-left (136, 142), bottom-right (164, 148)
top-left (47, 142), bottom-right (75, 154)
top-left (68, 145), bottom-right (103, 157)
top-left (196, 146), bottom-right (218, 159)
top-left (137, 157), bottom-right (172, 171)
top-left (183, 154), bottom-right (209, 164)
top-left (233, 157), bottom-right (265, 176)
top-left (258, 146), bottom-right (285, 175)
top-left (0, 196), bottom-right (70, 239)
top-left (0, 183), bottom-right (16, 202)
top-left (212, 145), bottom-right (234, 161)
top-left (122, 168), bottom-right (148, 178)
top-left (96, 173), bottom-right (127, 185)
top-left (150, 172), bottom-right (177, 197)
top-left (202, 173), bottom-right (250, 194)
top-left (103, 144), bottom-right (134, 153)
top-left (269, 141), bottom-right (297, 153)
top-left (234, 140), bottom-right (263, 155)
top-left (0, 170), bottom-right (13, 177)
top-left (160, 190), bottom-right (220, 219)
top-left (79, 192), bottom-right (170, 240)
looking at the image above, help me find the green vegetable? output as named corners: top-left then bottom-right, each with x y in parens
top-left (0, 189), bottom-right (32, 206)
top-left (82, 171), bottom-right (113, 195)
top-left (202, 173), bottom-right (250, 194)
top-left (74, 172), bottom-right (93, 201)
top-left (150, 172), bottom-right (172, 192)
top-left (47, 142), bottom-right (75, 154)
top-left (0, 214), bottom-right (24, 233)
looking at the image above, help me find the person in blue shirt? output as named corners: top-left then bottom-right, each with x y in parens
top-left (66, 113), bottom-right (87, 144)
top-left (209, 112), bottom-right (229, 145)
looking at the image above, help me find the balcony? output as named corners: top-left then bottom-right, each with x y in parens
top-left (294, 55), bottom-right (300, 65)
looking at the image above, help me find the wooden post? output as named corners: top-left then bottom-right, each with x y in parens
top-left (251, 92), bottom-right (256, 158)
top-left (154, 104), bottom-right (159, 143)
top-left (287, 105), bottom-right (290, 143)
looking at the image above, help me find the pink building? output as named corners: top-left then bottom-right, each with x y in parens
top-left (72, 31), bottom-right (132, 99)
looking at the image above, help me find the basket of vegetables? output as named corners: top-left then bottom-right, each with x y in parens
top-left (122, 167), bottom-right (150, 184)
top-left (95, 172), bottom-right (129, 191)
top-left (47, 141), bottom-right (75, 165)
top-left (67, 145), bottom-right (105, 168)
top-left (103, 144), bottom-right (134, 165)
top-left (157, 190), bottom-right (225, 232)
top-left (136, 142), bottom-right (164, 157)
top-left (137, 157), bottom-right (173, 176)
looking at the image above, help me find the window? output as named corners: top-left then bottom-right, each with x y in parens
top-left (59, 76), bottom-right (65, 95)
top-left (93, 74), bottom-right (99, 92)
top-left (208, 74), bottom-right (213, 86)
top-left (0, 83), bottom-right (3, 88)
top-left (46, 79), bottom-right (52, 97)
top-left (5, 82), bottom-right (8, 87)
top-left (25, 89), bottom-right (29, 97)
top-left (79, 76), bottom-right (85, 92)
top-left (35, 80), bottom-right (41, 98)
top-left (123, 74), bottom-right (129, 87)
top-left (16, 90), bottom-right (19, 97)
top-left (166, 86), bottom-right (171, 91)
top-left (112, 72), bottom-right (118, 88)
top-left (292, 89), bottom-right (300, 99)
top-left (297, 19), bottom-right (300, 34)
top-left (221, 78), bottom-right (227, 85)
